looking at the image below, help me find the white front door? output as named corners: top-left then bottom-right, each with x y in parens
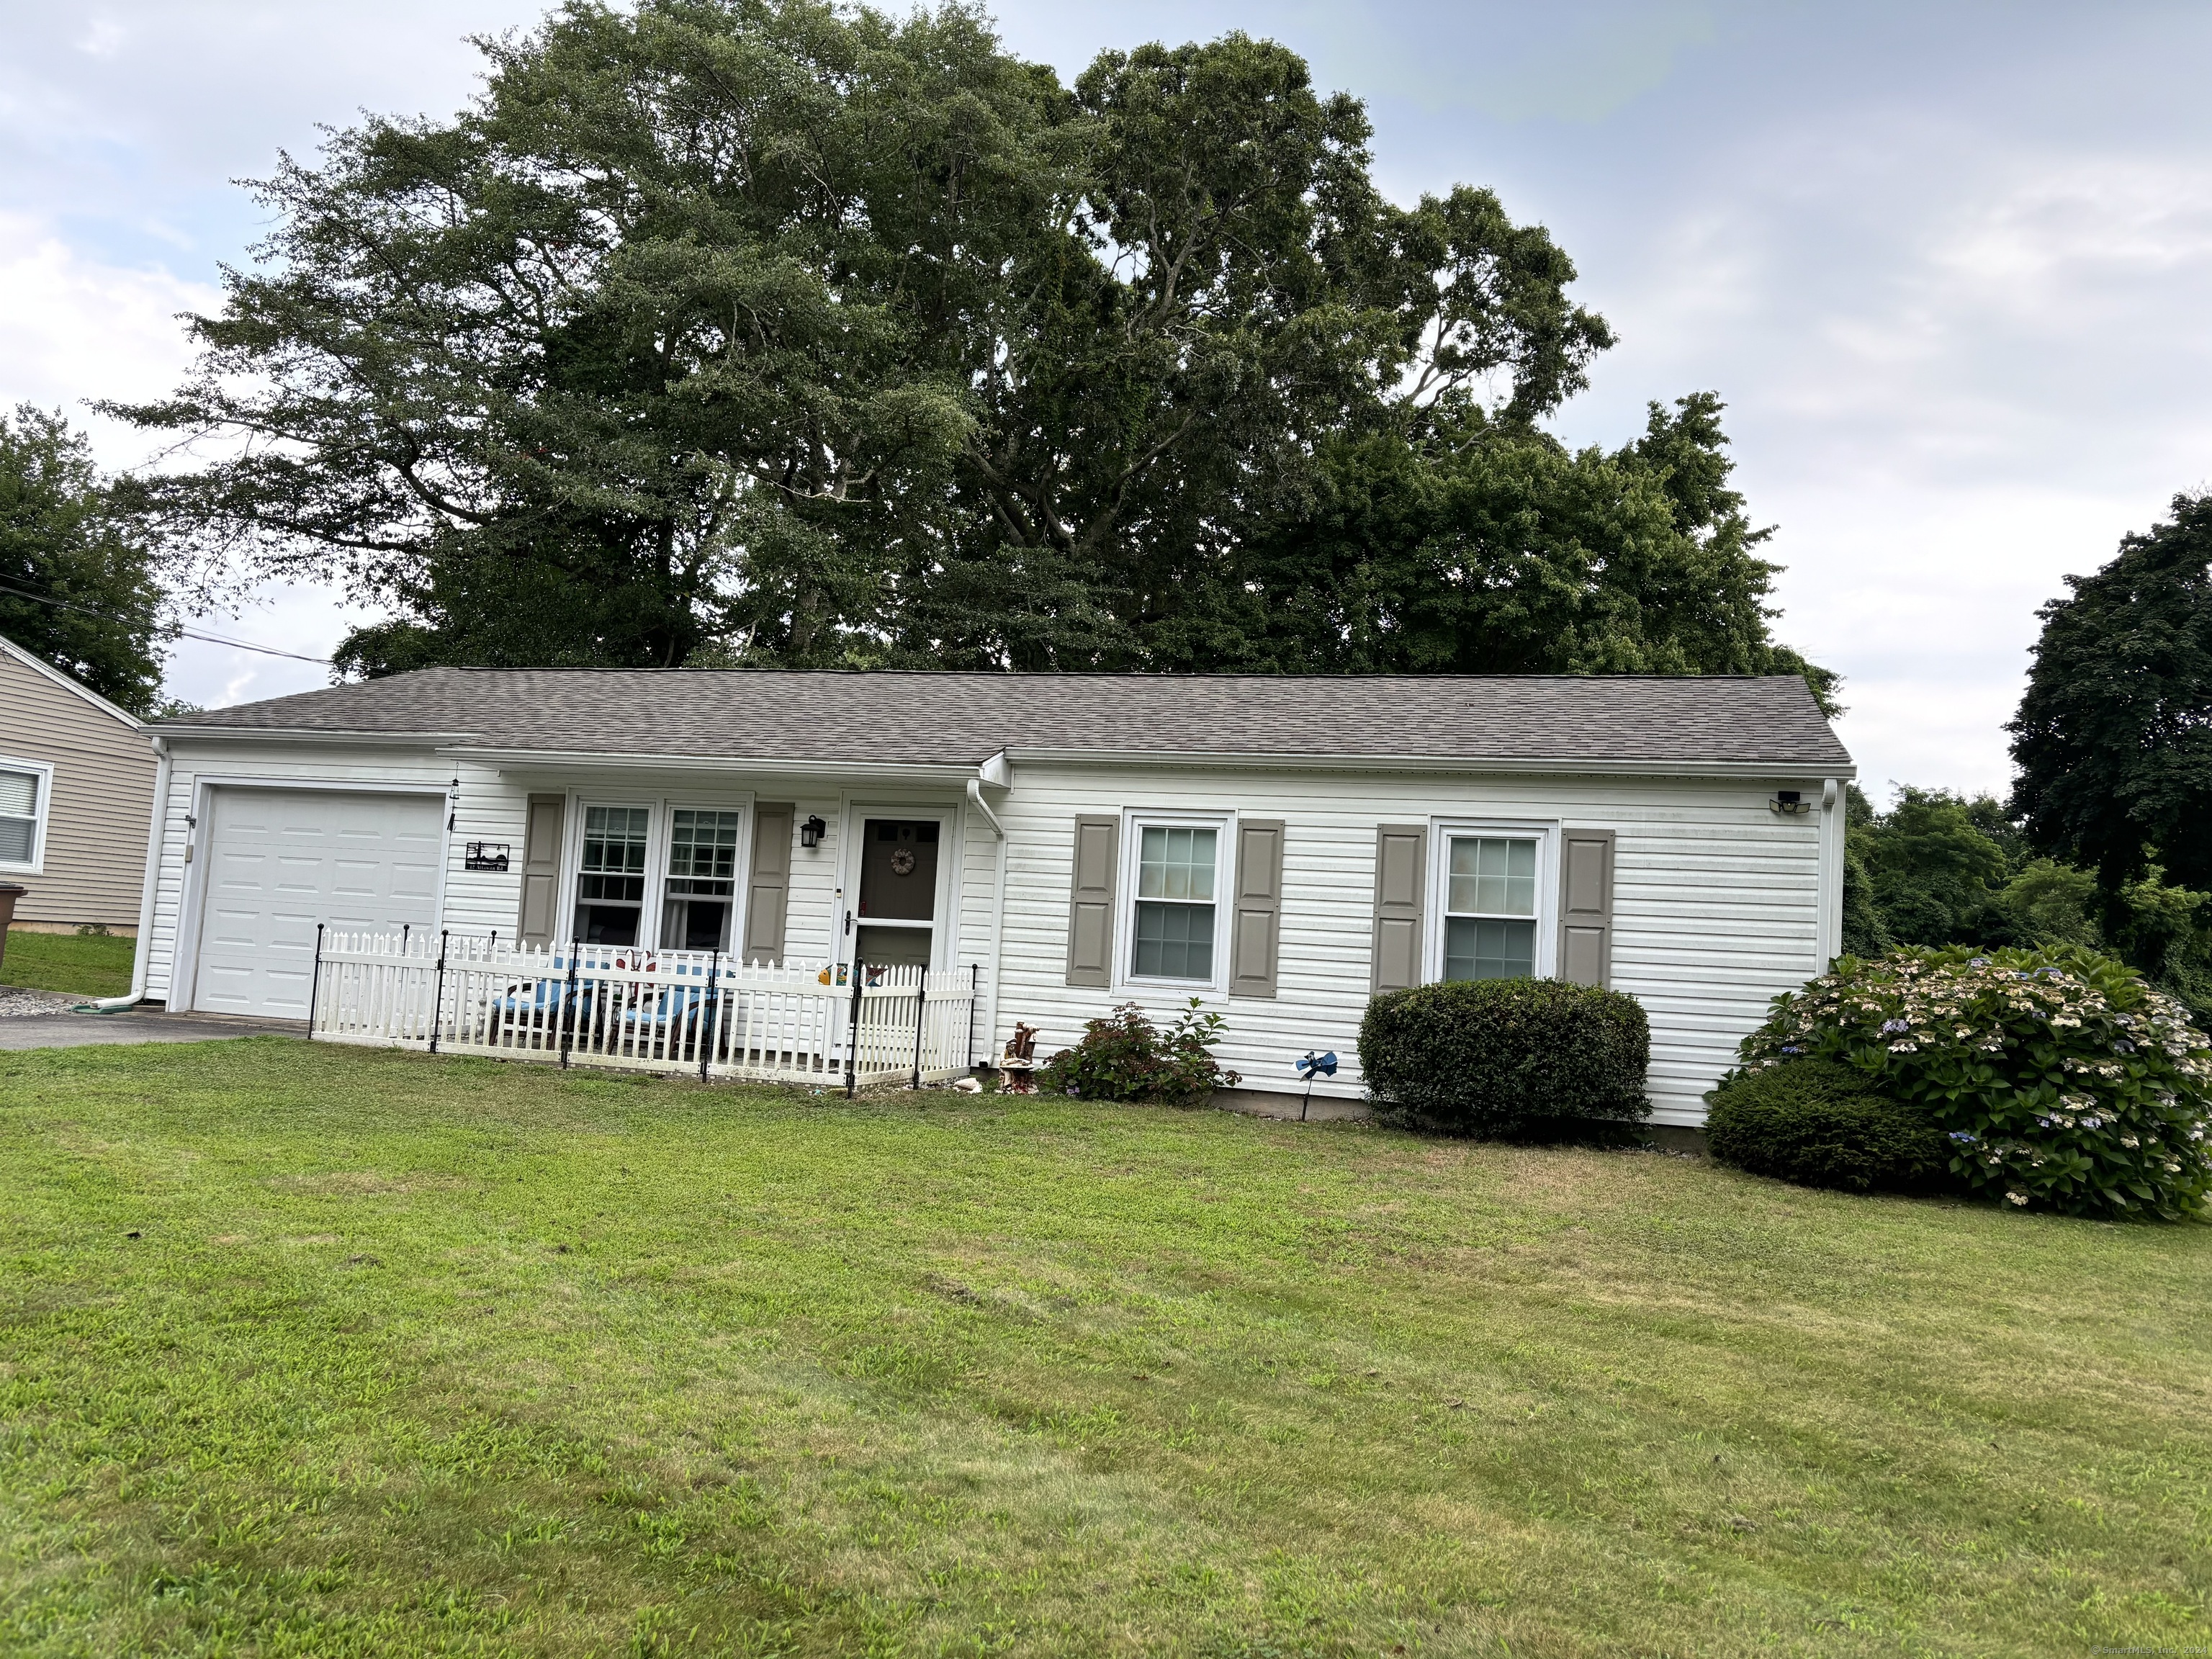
top-left (194, 787), bottom-right (443, 1017)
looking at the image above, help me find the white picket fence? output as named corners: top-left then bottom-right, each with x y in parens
top-left (309, 930), bottom-right (979, 1089)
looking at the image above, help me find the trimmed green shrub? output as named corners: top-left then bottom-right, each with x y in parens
top-left (1038, 999), bottom-right (1241, 1107)
top-left (1359, 977), bottom-right (1650, 1137)
top-left (1735, 945), bottom-right (2212, 1221)
top-left (1705, 1058), bottom-right (1950, 1193)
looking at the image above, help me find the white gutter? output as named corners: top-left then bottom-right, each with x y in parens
top-left (82, 734), bottom-right (170, 1013)
top-left (966, 778), bottom-right (1004, 839)
top-left (1002, 746), bottom-right (1856, 782)
top-left (153, 725), bottom-right (471, 748)
top-left (445, 745), bottom-right (989, 788)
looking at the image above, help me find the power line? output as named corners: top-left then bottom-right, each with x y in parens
top-left (0, 578), bottom-right (333, 665)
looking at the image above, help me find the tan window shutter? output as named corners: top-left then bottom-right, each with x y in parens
top-left (1370, 824), bottom-right (1426, 992)
top-left (1065, 814), bottom-right (1120, 986)
top-left (1558, 827), bottom-right (1616, 987)
top-left (1230, 818), bottom-right (1285, 998)
top-left (518, 793), bottom-right (565, 947)
top-left (745, 804), bottom-right (794, 961)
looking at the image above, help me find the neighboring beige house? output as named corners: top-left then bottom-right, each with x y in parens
top-left (0, 634), bottom-right (157, 934)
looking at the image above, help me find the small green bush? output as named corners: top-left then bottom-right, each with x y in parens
top-left (1705, 1058), bottom-right (1951, 1193)
top-left (1735, 945), bottom-right (2212, 1220)
top-left (1038, 999), bottom-right (1241, 1107)
top-left (1359, 977), bottom-right (1650, 1137)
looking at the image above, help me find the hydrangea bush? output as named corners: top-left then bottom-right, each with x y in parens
top-left (1734, 945), bottom-right (2212, 1220)
top-left (1037, 999), bottom-right (1241, 1107)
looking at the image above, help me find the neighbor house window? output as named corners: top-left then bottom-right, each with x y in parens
top-left (0, 763), bottom-right (45, 870)
top-left (660, 809), bottom-right (742, 951)
top-left (574, 805), bottom-right (650, 945)
top-left (1130, 822), bottom-right (1219, 982)
top-left (1443, 835), bottom-right (1538, 981)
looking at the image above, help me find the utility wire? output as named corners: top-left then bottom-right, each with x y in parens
top-left (0, 578), bottom-right (333, 664)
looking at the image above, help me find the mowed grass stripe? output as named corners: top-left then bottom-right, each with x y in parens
top-left (1, 1038), bottom-right (2206, 1655)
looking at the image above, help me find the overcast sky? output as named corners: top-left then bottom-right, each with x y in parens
top-left (3, 1), bottom-right (2206, 799)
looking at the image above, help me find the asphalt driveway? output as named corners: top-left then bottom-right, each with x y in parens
top-left (0, 1009), bottom-right (305, 1051)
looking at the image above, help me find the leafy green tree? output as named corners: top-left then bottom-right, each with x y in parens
top-left (2010, 493), bottom-right (2212, 892)
top-left (0, 406), bottom-right (167, 715)
top-left (1997, 858), bottom-right (2100, 950)
top-left (2108, 868), bottom-right (2212, 1014)
top-left (1848, 781), bottom-right (2211, 1018)
top-left (1162, 393), bottom-right (1834, 703)
top-left (111, 0), bottom-right (1825, 692)
top-left (1855, 787), bottom-right (2010, 948)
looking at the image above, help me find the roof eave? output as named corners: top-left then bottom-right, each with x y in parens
top-left (1002, 746), bottom-right (1856, 781)
top-left (439, 745), bottom-right (993, 786)
top-left (0, 635), bottom-right (145, 729)
top-left (156, 724), bottom-right (472, 748)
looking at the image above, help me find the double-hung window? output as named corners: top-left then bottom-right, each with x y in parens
top-left (574, 805), bottom-right (650, 945)
top-left (1442, 834), bottom-right (1540, 981)
top-left (1130, 821), bottom-right (1220, 983)
top-left (661, 809), bottom-right (742, 950)
top-left (0, 762), bottom-right (47, 871)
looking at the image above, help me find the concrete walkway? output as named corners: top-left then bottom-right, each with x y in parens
top-left (0, 1009), bottom-right (305, 1051)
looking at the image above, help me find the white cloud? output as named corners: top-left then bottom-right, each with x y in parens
top-left (4, 0), bottom-right (2210, 781)
top-left (0, 212), bottom-right (372, 706)
top-left (0, 210), bottom-right (216, 463)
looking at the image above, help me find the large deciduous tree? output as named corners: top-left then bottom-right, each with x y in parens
top-left (0, 406), bottom-right (168, 714)
top-left (112, 0), bottom-right (1824, 693)
top-left (2009, 493), bottom-right (2212, 893)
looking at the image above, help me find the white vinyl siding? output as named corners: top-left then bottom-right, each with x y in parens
top-left (996, 766), bottom-right (1829, 1125)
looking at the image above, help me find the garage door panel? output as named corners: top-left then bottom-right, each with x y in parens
top-left (194, 788), bottom-right (443, 1017)
top-left (391, 862), bottom-right (440, 901)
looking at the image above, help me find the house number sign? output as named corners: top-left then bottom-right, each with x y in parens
top-left (464, 841), bottom-right (511, 872)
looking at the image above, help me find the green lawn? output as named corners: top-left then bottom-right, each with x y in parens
top-left (1, 1042), bottom-right (2206, 1657)
top-left (1, 927), bottom-right (135, 997)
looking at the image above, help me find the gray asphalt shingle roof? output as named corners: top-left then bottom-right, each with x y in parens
top-left (165, 668), bottom-right (1851, 770)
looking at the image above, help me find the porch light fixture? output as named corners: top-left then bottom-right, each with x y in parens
top-left (1769, 790), bottom-right (1812, 816)
top-left (799, 814), bottom-right (827, 848)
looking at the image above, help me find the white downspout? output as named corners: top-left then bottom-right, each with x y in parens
top-left (83, 734), bottom-right (170, 1013)
top-left (966, 778), bottom-right (1004, 840)
top-left (967, 777), bottom-right (1008, 1066)
top-left (1816, 775), bottom-right (1843, 971)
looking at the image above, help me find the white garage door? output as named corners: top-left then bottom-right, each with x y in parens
top-left (194, 787), bottom-right (444, 1017)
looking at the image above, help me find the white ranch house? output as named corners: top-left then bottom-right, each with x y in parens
top-left (132, 670), bottom-right (1852, 1123)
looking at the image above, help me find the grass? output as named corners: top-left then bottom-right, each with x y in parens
top-left (1, 928), bottom-right (135, 997)
top-left (1, 1041), bottom-right (2207, 1658)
